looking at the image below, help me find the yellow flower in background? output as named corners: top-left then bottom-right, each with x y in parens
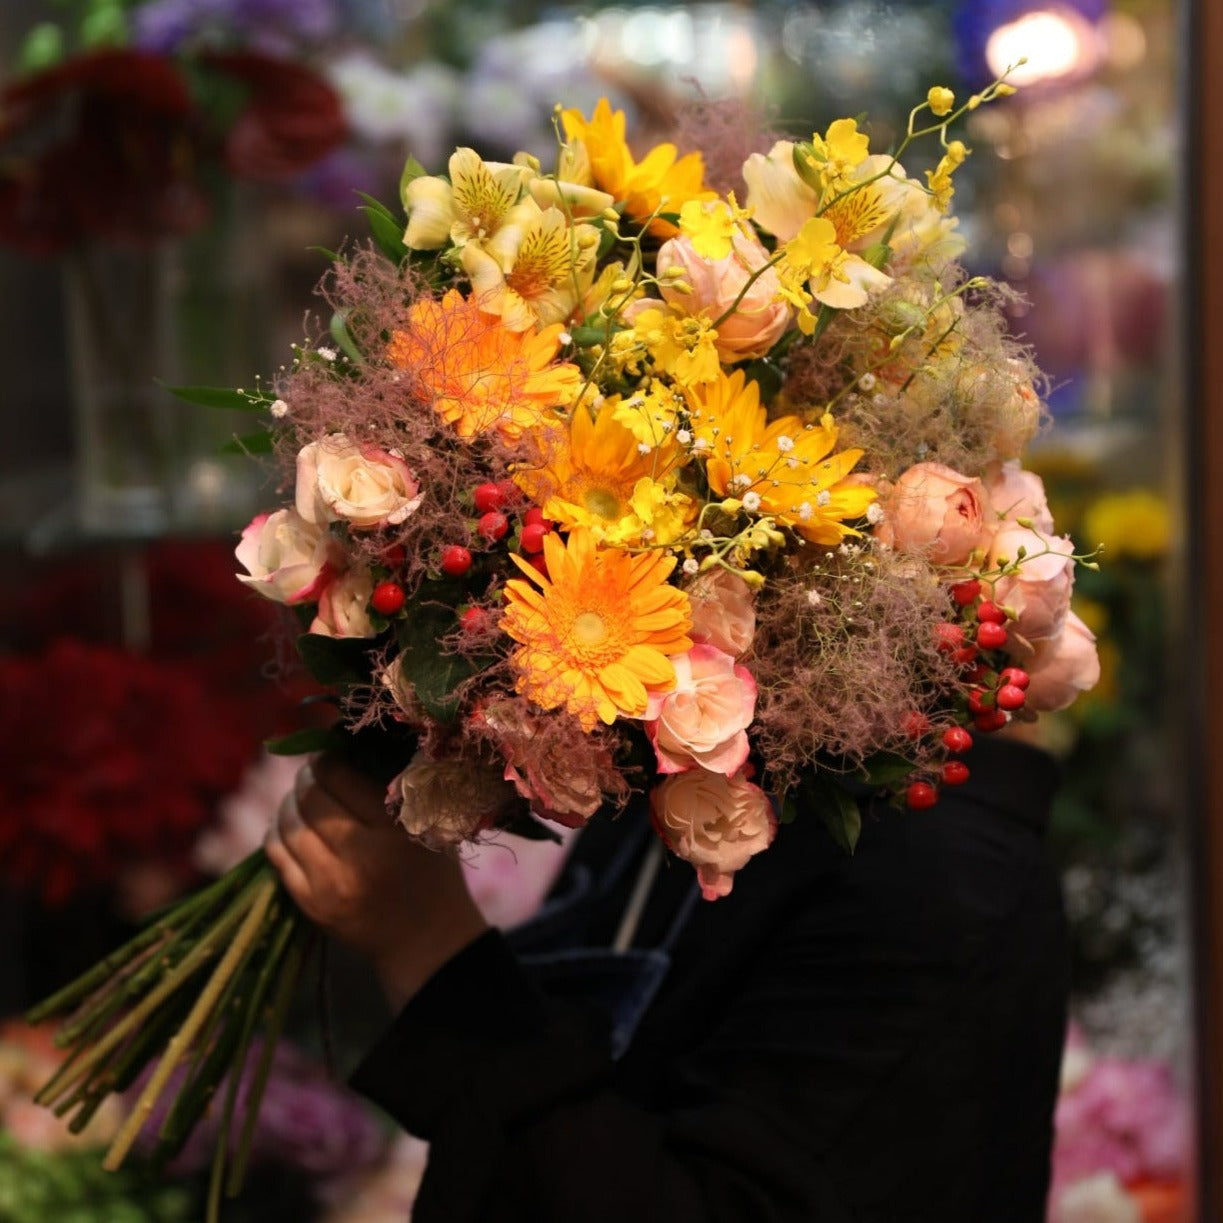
top-left (678, 195), bottom-right (751, 260)
top-left (1081, 489), bottom-right (1172, 561)
top-left (513, 400), bottom-right (692, 546)
top-left (617, 306), bottom-right (721, 386)
top-left (685, 370), bottom-right (876, 544)
top-left (389, 290), bottom-right (581, 441)
top-left (561, 98), bottom-right (712, 237)
top-left (501, 528), bottom-right (693, 730)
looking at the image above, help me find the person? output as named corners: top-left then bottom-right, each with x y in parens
top-left (265, 733), bottom-right (1069, 1222)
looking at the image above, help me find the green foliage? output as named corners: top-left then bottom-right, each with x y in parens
top-left (394, 601), bottom-right (481, 722)
top-left (797, 770), bottom-right (862, 853)
top-left (168, 385), bottom-right (276, 412)
top-left (356, 191), bottom-right (409, 265)
top-left (295, 633), bottom-right (374, 687)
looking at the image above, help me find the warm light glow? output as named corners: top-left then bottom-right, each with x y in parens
top-left (986, 9), bottom-right (1099, 86)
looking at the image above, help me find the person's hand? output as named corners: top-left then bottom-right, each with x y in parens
top-left (264, 752), bottom-right (488, 1013)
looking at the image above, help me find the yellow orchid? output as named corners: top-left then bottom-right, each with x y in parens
top-left (777, 216), bottom-right (890, 315)
top-left (678, 195), bottom-right (751, 261)
top-left (615, 306), bottom-right (721, 387)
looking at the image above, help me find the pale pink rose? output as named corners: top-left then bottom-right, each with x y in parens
top-left (685, 568), bottom-right (756, 657)
top-left (983, 460), bottom-right (1055, 533)
top-left (1018, 612), bottom-right (1100, 713)
top-left (655, 231), bottom-right (791, 361)
top-left (650, 769), bottom-right (777, 900)
top-left (388, 753), bottom-right (519, 849)
top-left (235, 508), bottom-right (342, 605)
top-left (874, 462), bottom-right (992, 566)
top-left (990, 525), bottom-right (1076, 642)
top-left (644, 645), bottom-right (757, 775)
top-left (309, 567), bottom-right (377, 639)
top-left (296, 433), bottom-right (423, 530)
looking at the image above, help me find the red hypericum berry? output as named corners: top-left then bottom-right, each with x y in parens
top-left (900, 711), bottom-right (931, 740)
top-left (963, 663), bottom-right (990, 684)
top-left (478, 511), bottom-right (509, 542)
top-left (995, 683), bottom-right (1027, 711)
top-left (440, 545), bottom-right (473, 577)
top-left (381, 543), bottom-right (407, 566)
top-left (460, 607), bottom-right (490, 633)
top-left (941, 760), bottom-right (970, 786)
top-left (473, 482), bottom-right (507, 514)
top-left (370, 581), bottom-right (405, 616)
top-left (967, 687), bottom-right (991, 716)
top-left (975, 622), bottom-right (1008, 650)
top-left (974, 709), bottom-right (1009, 733)
top-left (935, 622), bottom-right (964, 652)
top-left (942, 726), bottom-right (974, 754)
top-left (906, 781), bottom-right (939, 810)
top-left (976, 600), bottom-right (1006, 624)
top-left (950, 579), bottom-right (981, 606)
top-left (523, 506), bottom-right (550, 529)
top-left (1000, 666), bottom-right (1030, 690)
top-left (520, 522), bottom-right (549, 554)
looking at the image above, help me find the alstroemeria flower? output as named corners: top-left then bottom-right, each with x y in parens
top-left (402, 147), bottom-right (532, 251)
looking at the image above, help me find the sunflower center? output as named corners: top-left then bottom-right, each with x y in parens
top-left (572, 610), bottom-right (609, 647)
top-left (584, 487), bottom-right (621, 519)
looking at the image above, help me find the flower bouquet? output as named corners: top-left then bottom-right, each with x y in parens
top-left (26, 74), bottom-right (1100, 1217)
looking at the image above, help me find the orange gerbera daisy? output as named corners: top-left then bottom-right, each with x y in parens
top-left (501, 528), bottom-right (692, 730)
top-left (561, 98), bottom-right (712, 238)
top-left (685, 369), bottom-right (876, 544)
top-left (388, 289), bottom-right (582, 442)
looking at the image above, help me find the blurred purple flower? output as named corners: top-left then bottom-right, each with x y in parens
top-left (132, 0), bottom-right (341, 56)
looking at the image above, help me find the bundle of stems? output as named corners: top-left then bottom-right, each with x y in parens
top-left (24, 850), bottom-right (309, 1223)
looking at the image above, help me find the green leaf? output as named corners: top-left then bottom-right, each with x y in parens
top-left (399, 155), bottom-right (428, 202)
top-left (854, 750), bottom-right (917, 787)
top-left (329, 310), bottom-right (365, 365)
top-left (295, 633), bottom-right (375, 687)
top-left (569, 322), bottom-right (625, 347)
top-left (800, 772), bottom-right (862, 854)
top-left (167, 385), bottom-right (274, 412)
top-left (395, 602), bottom-right (481, 722)
top-left (221, 430), bottom-right (274, 456)
top-left (265, 727), bottom-right (344, 756)
top-left (357, 191), bottom-right (409, 264)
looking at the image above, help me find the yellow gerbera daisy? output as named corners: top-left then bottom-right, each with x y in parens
top-left (561, 98), bottom-right (712, 237)
top-left (512, 401), bottom-right (693, 546)
top-left (685, 370), bottom-right (876, 544)
top-left (388, 290), bottom-right (581, 443)
top-left (501, 528), bottom-right (692, 730)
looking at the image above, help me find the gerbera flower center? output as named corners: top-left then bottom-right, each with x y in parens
top-left (572, 610), bottom-right (610, 647)
top-left (584, 487), bottom-right (621, 519)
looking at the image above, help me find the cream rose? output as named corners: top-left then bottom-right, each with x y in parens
top-left (235, 508), bottom-right (341, 605)
top-left (295, 433), bottom-right (422, 530)
top-left (388, 753), bottom-right (519, 849)
top-left (686, 568), bottom-right (757, 658)
top-left (983, 460), bottom-right (1055, 533)
top-left (874, 462), bottom-right (992, 566)
top-left (1016, 612), bottom-right (1100, 713)
top-left (650, 769), bottom-right (776, 900)
top-left (989, 525), bottom-right (1076, 643)
top-left (308, 567), bottom-right (377, 639)
top-left (645, 645), bottom-right (757, 776)
top-left (656, 232), bottom-right (791, 362)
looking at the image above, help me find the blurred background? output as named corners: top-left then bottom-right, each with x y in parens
top-left (0, 1), bottom-right (1196, 1220)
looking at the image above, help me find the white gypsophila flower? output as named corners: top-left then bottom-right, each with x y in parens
top-left (742, 491), bottom-right (762, 512)
top-left (683, 558), bottom-right (700, 575)
top-left (270, 399), bottom-right (289, 418)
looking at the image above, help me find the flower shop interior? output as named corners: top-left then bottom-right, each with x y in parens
top-left (2, 0), bottom-right (1221, 1220)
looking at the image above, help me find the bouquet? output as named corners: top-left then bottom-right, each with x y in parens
top-left (26, 74), bottom-right (1101, 1217)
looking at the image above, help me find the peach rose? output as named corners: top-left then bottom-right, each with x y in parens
top-left (686, 568), bottom-right (756, 658)
top-left (235, 508), bottom-right (341, 605)
top-left (645, 645), bottom-right (757, 776)
top-left (983, 460), bottom-right (1054, 533)
top-left (1017, 612), bottom-right (1100, 712)
top-left (389, 753), bottom-right (519, 849)
top-left (296, 432), bottom-right (422, 530)
top-left (309, 566), bottom-right (377, 639)
top-left (875, 462), bottom-right (992, 566)
top-left (650, 769), bottom-right (777, 900)
top-left (655, 231), bottom-right (791, 362)
top-left (989, 525), bottom-right (1076, 643)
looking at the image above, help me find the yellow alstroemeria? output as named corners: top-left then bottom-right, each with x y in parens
top-left (742, 140), bottom-right (817, 242)
top-left (561, 98), bottom-right (713, 237)
top-left (462, 198), bottom-right (600, 331)
top-left (402, 147), bottom-right (532, 251)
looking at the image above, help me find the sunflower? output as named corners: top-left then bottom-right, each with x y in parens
top-left (388, 290), bottom-right (581, 442)
top-left (685, 369), bottom-right (876, 544)
top-left (501, 528), bottom-right (692, 731)
top-left (512, 400), bottom-right (693, 546)
top-left (560, 98), bottom-right (712, 237)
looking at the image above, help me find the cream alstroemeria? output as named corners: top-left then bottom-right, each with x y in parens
top-left (462, 198), bottom-right (599, 331)
top-left (403, 147), bottom-right (533, 251)
top-left (527, 176), bottom-right (616, 217)
top-left (742, 140), bottom-right (816, 242)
